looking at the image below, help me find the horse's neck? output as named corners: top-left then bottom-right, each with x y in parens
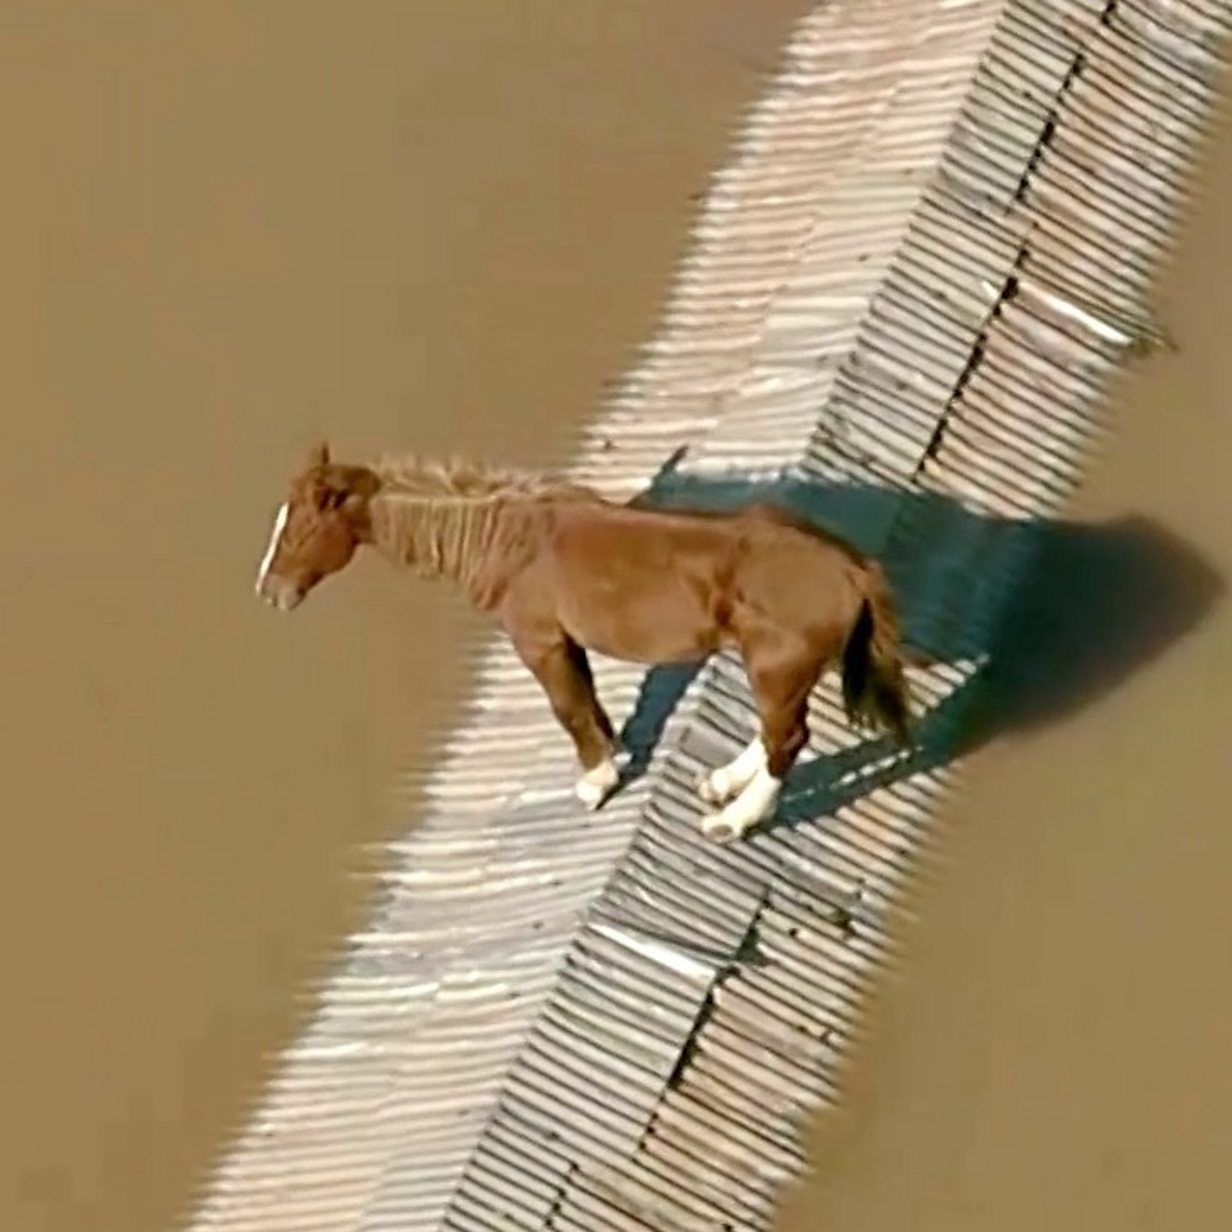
top-left (368, 487), bottom-right (508, 601)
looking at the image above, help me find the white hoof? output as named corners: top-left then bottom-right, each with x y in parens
top-left (699, 766), bottom-right (781, 844)
top-left (696, 738), bottom-right (767, 808)
top-left (697, 768), bottom-right (731, 808)
top-left (575, 756), bottom-right (619, 811)
top-left (700, 811), bottom-right (741, 844)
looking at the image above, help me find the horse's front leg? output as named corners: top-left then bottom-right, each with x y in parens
top-left (515, 631), bottom-right (621, 810)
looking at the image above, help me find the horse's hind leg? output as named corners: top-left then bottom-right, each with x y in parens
top-left (516, 633), bottom-right (620, 810)
top-left (701, 636), bottom-right (824, 843)
top-left (698, 736), bottom-right (766, 807)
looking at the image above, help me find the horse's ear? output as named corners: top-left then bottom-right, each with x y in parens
top-left (305, 439), bottom-right (331, 471)
top-left (339, 467), bottom-right (379, 516)
top-left (308, 480), bottom-right (331, 509)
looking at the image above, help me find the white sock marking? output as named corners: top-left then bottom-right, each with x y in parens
top-left (576, 756), bottom-right (619, 810)
top-left (699, 738), bottom-right (766, 806)
top-left (255, 502), bottom-right (290, 593)
top-left (701, 765), bottom-right (781, 843)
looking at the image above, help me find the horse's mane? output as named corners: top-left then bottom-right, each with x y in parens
top-left (371, 452), bottom-right (575, 501)
top-left (367, 452), bottom-right (598, 584)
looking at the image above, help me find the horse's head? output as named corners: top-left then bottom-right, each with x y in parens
top-left (254, 441), bottom-right (379, 611)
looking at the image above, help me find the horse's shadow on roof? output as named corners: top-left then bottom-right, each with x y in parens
top-left (615, 463), bottom-right (1224, 828)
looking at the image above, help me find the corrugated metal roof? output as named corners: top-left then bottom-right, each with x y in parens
top-left (188, 2), bottom-right (1231, 1229)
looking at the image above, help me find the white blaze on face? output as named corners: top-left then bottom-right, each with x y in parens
top-left (255, 502), bottom-right (290, 593)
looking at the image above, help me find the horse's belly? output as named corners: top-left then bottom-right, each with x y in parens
top-left (562, 577), bottom-right (719, 664)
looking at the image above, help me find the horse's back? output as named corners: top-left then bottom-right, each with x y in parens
top-left (536, 496), bottom-right (864, 658)
top-left (729, 507), bottom-right (865, 630)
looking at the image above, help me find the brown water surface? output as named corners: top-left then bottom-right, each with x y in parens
top-left (779, 99), bottom-right (1232, 1232)
top-left (0, 5), bottom-right (810, 1230)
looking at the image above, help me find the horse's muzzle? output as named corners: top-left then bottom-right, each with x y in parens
top-left (256, 575), bottom-right (304, 612)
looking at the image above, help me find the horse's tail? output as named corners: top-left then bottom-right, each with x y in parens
top-left (840, 560), bottom-right (913, 747)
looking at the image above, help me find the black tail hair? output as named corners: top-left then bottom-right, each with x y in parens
top-left (839, 562), bottom-right (912, 746)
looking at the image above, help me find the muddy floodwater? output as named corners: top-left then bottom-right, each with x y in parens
top-left (0, 5), bottom-right (811, 1230)
top-left (8, 6), bottom-right (1227, 1231)
top-left (778, 98), bottom-right (1232, 1232)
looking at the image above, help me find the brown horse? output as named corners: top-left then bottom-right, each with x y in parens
top-left (255, 442), bottom-right (912, 842)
